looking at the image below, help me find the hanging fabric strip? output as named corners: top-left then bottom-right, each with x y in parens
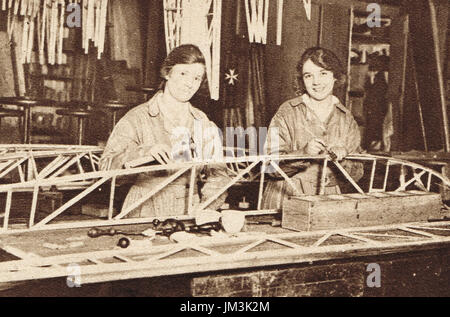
top-left (163, 0), bottom-right (222, 100)
top-left (303, 0), bottom-right (311, 21)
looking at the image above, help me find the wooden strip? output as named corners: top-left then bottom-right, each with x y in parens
top-left (234, 239), bottom-right (266, 255)
top-left (115, 167), bottom-right (190, 219)
top-left (28, 184), bottom-right (39, 227)
top-left (197, 160), bottom-right (261, 211)
top-left (3, 190), bottom-right (12, 230)
top-left (0, 158), bottom-right (27, 179)
top-left (34, 177), bottom-right (110, 227)
top-left (399, 226), bottom-right (438, 238)
top-left (395, 170), bottom-right (426, 192)
top-left (382, 161), bottom-right (390, 191)
top-left (108, 176), bottom-right (116, 220)
top-left (269, 160), bottom-right (302, 196)
top-left (368, 159), bottom-right (376, 192)
top-left (256, 160), bottom-right (266, 210)
top-left (267, 237), bottom-right (302, 249)
top-left (332, 160), bottom-right (364, 193)
top-left (187, 166), bottom-right (196, 215)
top-left (312, 232), bottom-right (332, 247)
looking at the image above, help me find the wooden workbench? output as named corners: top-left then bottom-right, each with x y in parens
top-left (0, 219), bottom-right (449, 297)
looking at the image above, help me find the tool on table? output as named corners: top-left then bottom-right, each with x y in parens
top-left (87, 218), bottom-right (221, 240)
top-left (246, 219), bottom-right (281, 227)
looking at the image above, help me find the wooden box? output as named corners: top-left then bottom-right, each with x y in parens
top-left (282, 190), bottom-right (443, 231)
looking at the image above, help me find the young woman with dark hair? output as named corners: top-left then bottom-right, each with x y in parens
top-left (100, 44), bottom-right (227, 217)
top-left (262, 47), bottom-right (363, 210)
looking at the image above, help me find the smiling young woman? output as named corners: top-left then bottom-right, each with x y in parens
top-left (261, 47), bottom-right (363, 210)
top-left (99, 44), bottom-right (228, 217)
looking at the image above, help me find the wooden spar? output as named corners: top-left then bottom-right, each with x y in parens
top-left (28, 183), bottom-right (39, 227)
top-left (197, 159), bottom-right (261, 211)
top-left (332, 160), bottom-right (364, 194)
top-left (269, 160), bottom-right (302, 196)
top-left (368, 159), bottom-right (376, 192)
top-left (108, 175), bottom-right (116, 219)
top-left (383, 160), bottom-right (390, 191)
top-left (256, 160), bottom-right (266, 210)
top-left (187, 165), bottom-right (196, 215)
top-left (3, 190), bottom-right (12, 230)
top-left (395, 170), bottom-right (426, 192)
top-left (114, 166), bottom-right (191, 220)
top-left (34, 176), bottom-right (111, 227)
top-left (0, 157), bottom-right (27, 179)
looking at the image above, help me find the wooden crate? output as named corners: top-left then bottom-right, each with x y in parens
top-left (282, 190), bottom-right (443, 231)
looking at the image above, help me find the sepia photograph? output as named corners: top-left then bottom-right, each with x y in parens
top-left (0, 0), bottom-right (448, 302)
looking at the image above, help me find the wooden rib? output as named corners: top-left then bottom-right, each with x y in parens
top-left (3, 190), bottom-right (12, 230)
top-left (256, 160), bottom-right (266, 210)
top-left (113, 255), bottom-right (133, 263)
top-left (36, 155), bottom-right (69, 179)
top-left (398, 226), bottom-right (437, 238)
top-left (267, 237), bottom-right (302, 249)
top-left (353, 232), bottom-right (422, 240)
top-left (108, 176), bottom-right (116, 220)
top-left (269, 160), bottom-right (302, 196)
top-left (395, 170), bottom-right (425, 191)
top-left (50, 154), bottom-right (82, 178)
top-left (338, 232), bottom-right (379, 245)
top-left (332, 160), bottom-right (364, 194)
top-left (368, 159), bottom-right (376, 192)
top-left (197, 159), bottom-right (261, 211)
top-left (189, 245), bottom-right (221, 256)
top-left (34, 176), bottom-right (110, 227)
top-left (28, 184), bottom-right (39, 228)
top-left (234, 238), bottom-right (266, 255)
top-left (187, 166), bottom-right (196, 215)
top-left (382, 160), bottom-right (390, 190)
top-left (312, 232), bottom-right (333, 247)
top-left (115, 167), bottom-right (190, 219)
top-left (0, 157), bottom-right (27, 179)
top-left (427, 172), bottom-right (432, 191)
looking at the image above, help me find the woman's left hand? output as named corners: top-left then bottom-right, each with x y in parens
top-left (328, 146), bottom-right (347, 161)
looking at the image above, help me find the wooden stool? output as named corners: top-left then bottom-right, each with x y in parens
top-left (0, 97), bottom-right (54, 143)
top-left (56, 108), bottom-right (97, 145)
top-left (99, 100), bottom-right (132, 133)
top-left (0, 107), bottom-right (24, 132)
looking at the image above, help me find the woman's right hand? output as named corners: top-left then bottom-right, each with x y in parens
top-left (304, 138), bottom-right (326, 155)
top-left (142, 144), bottom-right (173, 165)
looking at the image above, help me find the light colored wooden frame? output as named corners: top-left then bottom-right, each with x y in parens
top-left (0, 145), bottom-right (449, 234)
top-left (0, 220), bottom-right (449, 284)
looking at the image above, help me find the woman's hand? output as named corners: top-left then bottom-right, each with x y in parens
top-left (304, 138), bottom-right (326, 155)
top-left (142, 144), bottom-right (173, 165)
top-left (328, 146), bottom-right (347, 161)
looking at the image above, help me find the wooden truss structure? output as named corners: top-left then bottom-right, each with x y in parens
top-left (0, 220), bottom-right (449, 284)
top-left (0, 144), bottom-right (102, 185)
top-left (163, 0), bottom-right (222, 100)
top-left (0, 145), bottom-right (449, 234)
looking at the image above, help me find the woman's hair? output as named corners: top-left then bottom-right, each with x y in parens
top-left (159, 44), bottom-right (207, 92)
top-left (295, 47), bottom-right (346, 95)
